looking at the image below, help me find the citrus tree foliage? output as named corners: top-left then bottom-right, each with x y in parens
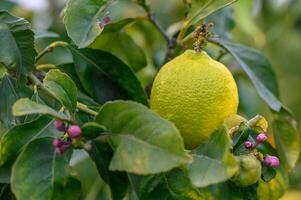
top-left (0, 1), bottom-right (299, 200)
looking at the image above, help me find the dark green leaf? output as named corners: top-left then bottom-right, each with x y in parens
top-left (189, 126), bottom-right (238, 187)
top-left (186, 0), bottom-right (237, 26)
top-left (90, 24), bottom-right (147, 71)
top-left (139, 168), bottom-right (209, 200)
top-left (12, 98), bottom-right (70, 121)
top-left (43, 69), bottom-right (77, 113)
top-left (51, 176), bottom-right (81, 200)
top-left (82, 122), bottom-right (106, 139)
top-left (11, 137), bottom-right (73, 200)
top-left (210, 39), bottom-right (282, 112)
top-left (261, 166), bottom-right (276, 182)
top-left (272, 109), bottom-right (300, 170)
top-left (68, 46), bottom-right (148, 105)
top-left (0, 11), bottom-right (36, 76)
top-left (71, 150), bottom-right (111, 200)
top-left (0, 116), bottom-right (58, 167)
top-left (95, 101), bottom-right (191, 174)
top-left (88, 140), bottom-right (128, 200)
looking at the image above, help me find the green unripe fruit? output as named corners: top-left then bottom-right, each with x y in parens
top-left (231, 155), bottom-right (261, 187)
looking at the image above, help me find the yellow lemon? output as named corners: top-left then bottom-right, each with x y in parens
top-left (150, 50), bottom-right (239, 149)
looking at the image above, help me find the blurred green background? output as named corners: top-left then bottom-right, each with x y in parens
top-left (0, 0), bottom-right (300, 199)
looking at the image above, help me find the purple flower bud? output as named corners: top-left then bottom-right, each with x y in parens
top-left (53, 120), bottom-right (66, 132)
top-left (52, 138), bottom-right (63, 147)
top-left (244, 141), bottom-right (253, 149)
top-left (256, 133), bottom-right (268, 143)
top-left (67, 125), bottom-right (81, 138)
top-left (264, 155), bottom-right (280, 168)
top-left (55, 141), bottom-right (71, 155)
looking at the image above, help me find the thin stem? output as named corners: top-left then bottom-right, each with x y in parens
top-left (77, 102), bottom-right (98, 116)
top-left (148, 14), bottom-right (170, 44)
top-left (29, 73), bottom-right (98, 117)
top-left (35, 41), bottom-right (68, 63)
top-left (177, 20), bottom-right (189, 42)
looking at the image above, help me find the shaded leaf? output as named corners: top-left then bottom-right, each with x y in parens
top-left (189, 126), bottom-right (238, 187)
top-left (11, 137), bottom-right (74, 200)
top-left (68, 46), bottom-right (148, 105)
top-left (90, 23), bottom-right (147, 71)
top-left (0, 116), bottom-right (58, 167)
top-left (139, 168), bottom-right (211, 200)
top-left (0, 11), bottom-right (36, 76)
top-left (272, 109), bottom-right (300, 170)
top-left (88, 141), bottom-right (128, 200)
top-left (43, 69), bottom-right (77, 113)
top-left (81, 122), bottom-right (107, 139)
top-left (186, 0), bottom-right (237, 26)
top-left (210, 39), bottom-right (282, 112)
top-left (95, 100), bottom-right (191, 174)
top-left (12, 98), bottom-right (70, 121)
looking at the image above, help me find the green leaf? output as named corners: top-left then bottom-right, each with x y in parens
top-left (63, 0), bottom-right (108, 48)
top-left (0, 11), bottom-right (36, 76)
top-left (261, 166), bottom-right (276, 182)
top-left (51, 176), bottom-right (81, 200)
top-left (90, 22), bottom-right (147, 71)
top-left (11, 137), bottom-right (75, 200)
top-left (43, 69), bottom-right (77, 113)
top-left (257, 170), bottom-right (288, 200)
top-left (210, 39), bottom-right (282, 112)
top-left (63, 0), bottom-right (144, 48)
top-left (272, 109), bottom-right (300, 170)
top-left (95, 100), bottom-right (191, 174)
top-left (205, 7), bottom-right (235, 40)
top-left (88, 141), bottom-right (128, 200)
top-left (0, 74), bottom-right (32, 131)
top-left (189, 126), bottom-right (238, 187)
top-left (186, 0), bottom-right (237, 26)
top-left (139, 168), bottom-right (211, 200)
top-left (71, 150), bottom-right (111, 200)
top-left (82, 122), bottom-right (107, 139)
top-left (0, 116), bottom-right (58, 167)
top-left (68, 46), bottom-right (148, 105)
top-left (12, 98), bottom-right (70, 121)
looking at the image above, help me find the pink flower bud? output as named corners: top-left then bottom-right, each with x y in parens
top-left (52, 138), bottom-right (63, 147)
top-left (256, 133), bottom-right (268, 143)
top-left (244, 141), bottom-right (253, 149)
top-left (53, 120), bottom-right (66, 132)
top-left (67, 125), bottom-right (81, 138)
top-left (264, 155), bottom-right (280, 168)
top-left (55, 141), bottom-right (71, 155)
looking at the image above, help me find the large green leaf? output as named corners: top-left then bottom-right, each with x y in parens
top-left (43, 69), bottom-right (77, 113)
top-left (186, 0), bottom-right (237, 26)
top-left (0, 74), bottom-right (32, 132)
top-left (0, 116), bottom-right (59, 167)
top-left (0, 11), bottom-right (36, 76)
top-left (210, 39), bottom-right (282, 112)
top-left (188, 126), bottom-right (238, 187)
top-left (63, 0), bottom-right (144, 48)
top-left (68, 46), bottom-right (148, 105)
top-left (12, 98), bottom-right (70, 121)
top-left (11, 137), bottom-right (80, 200)
top-left (95, 101), bottom-right (191, 174)
top-left (272, 109), bottom-right (300, 170)
top-left (88, 141), bottom-right (128, 200)
top-left (90, 20), bottom-right (147, 72)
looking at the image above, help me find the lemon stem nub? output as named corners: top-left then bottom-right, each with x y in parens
top-left (193, 23), bottom-right (214, 52)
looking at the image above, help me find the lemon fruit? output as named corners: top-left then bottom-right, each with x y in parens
top-left (150, 50), bottom-right (238, 149)
top-left (231, 155), bottom-right (262, 187)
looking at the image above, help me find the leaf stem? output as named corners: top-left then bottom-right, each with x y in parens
top-left (29, 73), bottom-right (98, 117)
top-left (35, 41), bottom-right (68, 63)
top-left (77, 102), bottom-right (98, 116)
